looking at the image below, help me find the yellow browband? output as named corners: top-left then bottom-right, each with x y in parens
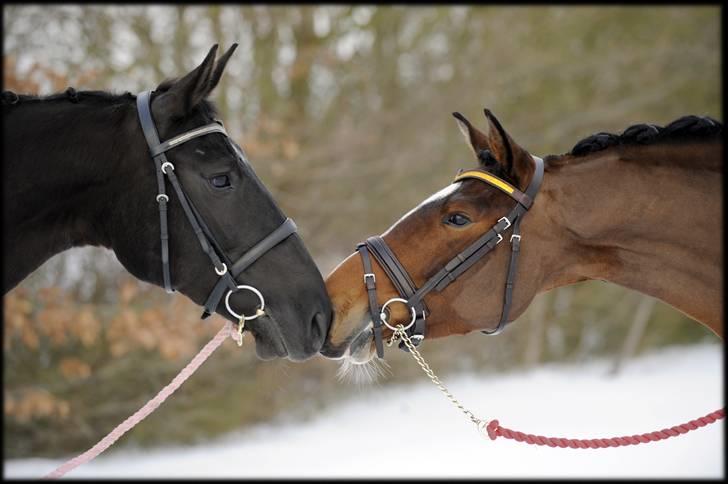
top-left (452, 170), bottom-right (516, 195)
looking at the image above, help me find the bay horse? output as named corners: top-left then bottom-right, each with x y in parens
top-left (321, 109), bottom-right (722, 364)
top-left (3, 44), bottom-right (331, 361)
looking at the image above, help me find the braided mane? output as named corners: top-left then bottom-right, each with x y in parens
top-left (2, 83), bottom-right (219, 119)
top-left (2, 88), bottom-right (136, 106)
top-left (569, 115), bottom-right (722, 157)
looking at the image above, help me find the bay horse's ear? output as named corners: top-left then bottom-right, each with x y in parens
top-left (451, 109), bottom-right (534, 189)
top-left (153, 44), bottom-right (219, 119)
top-left (481, 108), bottom-right (534, 189)
top-left (453, 111), bottom-right (490, 155)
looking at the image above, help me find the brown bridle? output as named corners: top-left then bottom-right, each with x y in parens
top-left (357, 155), bottom-right (545, 357)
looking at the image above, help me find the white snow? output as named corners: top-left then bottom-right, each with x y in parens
top-left (4, 343), bottom-right (723, 478)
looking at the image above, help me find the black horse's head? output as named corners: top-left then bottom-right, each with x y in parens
top-left (111, 45), bottom-right (331, 360)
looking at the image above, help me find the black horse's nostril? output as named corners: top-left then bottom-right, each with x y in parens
top-left (310, 310), bottom-right (330, 353)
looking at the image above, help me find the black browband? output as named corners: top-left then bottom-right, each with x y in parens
top-left (136, 90), bottom-right (297, 321)
top-left (358, 156), bottom-right (545, 357)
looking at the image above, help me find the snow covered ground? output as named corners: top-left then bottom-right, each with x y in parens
top-left (5, 343), bottom-right (723, 479)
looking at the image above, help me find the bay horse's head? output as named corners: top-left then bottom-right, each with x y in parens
top-left (322, 109), bottom-right (549, 364)
top-left (115, 45), bottom-right (331, 360)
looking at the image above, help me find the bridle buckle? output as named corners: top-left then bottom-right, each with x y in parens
top-left (161, 161), bottom-right (175, 174)
top-left (363, 273), bottom-right (376, 284)
top-left (214, 263), bottom-right (228, 276)
top-left (498, 216), bottom-right (511, 230)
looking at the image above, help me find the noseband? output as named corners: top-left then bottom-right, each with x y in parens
top-left (358, 156), bottom-right (544, 357)
top-left (136, 90), bottom-right (297, 322)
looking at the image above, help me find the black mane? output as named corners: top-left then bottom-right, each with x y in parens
top-left (2, 87), bottom-right (135, 107)
top-left (570, 115), bottom-right (722, 157)
top-left (2, 83), bottom-right (218, 119)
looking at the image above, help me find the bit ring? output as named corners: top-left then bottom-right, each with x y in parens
top-left (225, 285), bottom-right (266, 321)
top-left (380, 298), bottom-right (417, 331)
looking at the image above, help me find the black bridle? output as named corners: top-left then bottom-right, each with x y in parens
top-left (358, 156), bottom-right (545, 357)
top-left (136, 90), bottom-right (297, 323)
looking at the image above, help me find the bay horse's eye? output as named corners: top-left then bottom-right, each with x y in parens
top-left (210, 174), bottom-right (231, 189)
top-left (444, 213), bottom-right (471, 227)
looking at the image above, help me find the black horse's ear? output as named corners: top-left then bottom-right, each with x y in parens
top-left (153, 44), bottom-right (218, 119)
top-left (207, 43), bottom-right (238, 93)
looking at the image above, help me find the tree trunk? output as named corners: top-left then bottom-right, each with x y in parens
top-left (523, 292), bottom-right (548, 368)
top-left (609, 296), bottom-right (657, 375)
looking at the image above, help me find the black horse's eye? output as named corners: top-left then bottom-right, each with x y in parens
top-left (444, 213), bottom-right (471, 227)
top-left (210, 174), bottom-right (231, 189)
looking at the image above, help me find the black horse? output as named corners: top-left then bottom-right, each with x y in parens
top-left (3, 44), bottom-right (331, 361)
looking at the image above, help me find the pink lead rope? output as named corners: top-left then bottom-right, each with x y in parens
top-left (45, 322), bottom-right (240, 479)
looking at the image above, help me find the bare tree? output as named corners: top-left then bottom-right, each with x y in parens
top-left (609, 296), bottom-right (658, 376)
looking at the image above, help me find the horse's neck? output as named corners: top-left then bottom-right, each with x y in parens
top-left (541, 142), bottom-right (723, 336)
top-left (3, 101), bottom-right (133, 292)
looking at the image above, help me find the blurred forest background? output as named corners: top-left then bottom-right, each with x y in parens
top-left (3, 5), bottom-right (721, 458)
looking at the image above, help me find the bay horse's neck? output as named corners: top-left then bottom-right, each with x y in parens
top-left (538, 142), bottom-right (722, 337)
top-left (3, 98), bottom-right (138, 292)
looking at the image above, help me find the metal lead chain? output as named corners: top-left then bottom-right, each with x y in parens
top-left (386, 330), bottom-right (401, 347)
top-left (393, 325), bottom-right (487, 431)
top-left (236, 319), bottom-right (245, 347)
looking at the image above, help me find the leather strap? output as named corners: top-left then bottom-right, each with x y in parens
top-left (165, 168), bottom-right (228, 272)
top-left (366, 237), bottom-right (420, 305)
top-left (365, 236), bottom-right (427, 347)
top-left (482, 217), bottom-right (522, 335)
top-left (201, 218), bottom-right (297, 319)
top-left (139, 90), bottom-right (231, 291)
top-left (228, 218), bottom-right (297, 276)
top-left (357, 243), bottom-right (385, 358)
top-left (453, 169), bottom-right (536, 209)
top-left (137, 90), bottom-right (173, 292)
top-left (186, 196), bottom-right (235, 270)
top-left (151, 124), bottom-right (228, 157)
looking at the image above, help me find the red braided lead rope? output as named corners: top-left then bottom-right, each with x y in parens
top-left (485, 408), bottom-right (724, 448)
top-left (395, 326), bottom-right (723, 450)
